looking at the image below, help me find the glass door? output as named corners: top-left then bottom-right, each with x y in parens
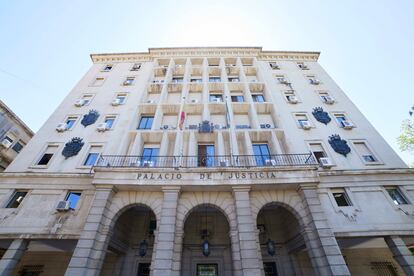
top-left (198, 145), bottom-right (215, 167)
top-left (252, 144), bottom-right (271, 166)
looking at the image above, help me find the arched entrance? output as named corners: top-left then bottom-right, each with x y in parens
top-left (181, 204), bottom-right (233, 276)
top-left (257, 203), bottom-right (315, 276)
top-left (101, 205), bottom-right (157, 276)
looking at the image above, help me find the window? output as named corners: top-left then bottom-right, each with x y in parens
top-left (81, 94), bottom-right (93, 106)
top-left (65, 117), bottom-right (77, 130)
top-left (307, 76), bottom-right (320, 85)
top-left (123, 77), bottom-right (135, 86)
top-left (209, 94), bottom-right (223, 102)
top-left (297, 62), bottom-right (308, 70)
top-left (91, 77), bottom-right (105, 86)
top-left (102, 64), bottom-right (113, 72)
top-left (276, 75), bottom-right (289, 85)
top-left (332, 189), bottom-right (351, 207)
top-left (115, 93), bottom-right (127, 104)
top-left (209, 77), bottom-right (221, 83)
top-left (83, 146), bottom-right (101, 166)
top-left (253, 144), bottom-right (271, 166)
top-left (269, 62), bottom-right (279, 70)
top-left (353, 142), bottom-right (377, 163)
top-left (198, 144), bottom-right (215, 167)
top-left (252, 94), bottom-right (265, 102)
top-left (386, 187), bottom-right (408, 205)
top-left (4, 136), bottom-right (13, 144)
top-left (65, 191), bottom-right (81, 209)
top-left (284, 91), bottom-right (297, 103)
top-left (138, 116), bottom-right (154, 130)
top-left (228, 77), bottom-right (240, 82)
top-left (295, 114), bottom-right (310, 128)
top-left (141, 147), bottom-right (159, 166)
top-left (12, 141), bottom-right (24, 153)
top-left (6, 191), bottom-right (27, 208)
top-left (171, 77), bottom-right (183, 83)
top-left (319, 92), bottom-right (334, 104)
top-left (36, 145), bottom-right (58, 166)
top-left (309, 143), bottom-right (327, 163)
top-left (334, 114), bottom-right (346, 125)
top-left (231, 95), bottom-right (244, 102)
top-left (190, 78), bottom-right (202, 83)
top-left (131, 63), bottom-right (141, 71)
top-left (104, 116), bottom-right (116, 129)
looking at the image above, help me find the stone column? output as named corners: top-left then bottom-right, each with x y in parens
top-left (65, 185), bottom-right (117, 276)
top-left (385, 235), bottom-right (414, 275)
top-left (171, 229), bottom-right (184, 276)
top-left (152, 187), bottom-right (180, 276)
top-left (0, 239), bottom-right (28, 276)
top-left (232, 186), bottom-right (263, 275)
top-left (298, 184), bottom-right (350, 276)
top-left (229, 229), bottom-right (243, 276)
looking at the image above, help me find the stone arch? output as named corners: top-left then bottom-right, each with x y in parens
top-left (250, 189), bottom-right (311, 228)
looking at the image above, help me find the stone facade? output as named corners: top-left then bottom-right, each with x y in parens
top-left (0, 47), bottom-right (413, 276)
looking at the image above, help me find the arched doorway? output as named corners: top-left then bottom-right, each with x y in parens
top-left (181, 204), bottom-right (233, 276)
top-left (101, 205), bottom-right (157, 276)
top-left (257, 203), bottom-right (314, 276)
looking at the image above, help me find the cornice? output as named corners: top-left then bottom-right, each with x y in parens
top-left (90, 47), bottom-right (320, 63)
top-left (0, 100), bottom-right (34, 137)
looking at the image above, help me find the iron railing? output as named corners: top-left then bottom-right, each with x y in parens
top-left (95, 153), bottom-right (317, 168)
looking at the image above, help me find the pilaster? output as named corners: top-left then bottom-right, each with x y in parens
top-left (0, 239), bottom-right (28, 276)
top-left (385, 235), bottom-right (414, 275)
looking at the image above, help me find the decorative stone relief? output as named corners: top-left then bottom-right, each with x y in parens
top-left (312, 107), bottom-right (331, 125)
top-left (328, 134), bottom-right (351, 156)
top-left (62, 137), bottom-right (84, 159)
top-left (81, 110), bottom-right (99, 127)
top-left (338, 208), bottom-right (361, 222)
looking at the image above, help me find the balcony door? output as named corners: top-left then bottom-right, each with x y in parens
top-left (252, 144), bottom-right (271, 166)
top-left (198, 144), bottom-right (215, 167)
top-left (141, 147), bottom-right (159, 166)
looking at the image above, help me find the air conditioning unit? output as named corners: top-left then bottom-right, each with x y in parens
top-left (1, 139), bottom-right (12, 149)
top-left (111, 99), bottom-right (121, 106)
top-left (341, 121), bottom-right (354, 129)
top-left (310, 79), bottom-right (320, 85)
top-left (74, 99), bottom-right (85, 107)
top-left (162, 125), bottom-right (170, 130)
top-left (288, 96), bottom-right (298, 104)
top-left (260, 124), bottom-right (272, 129)
top-left (323, 96), bottom-right (335, 104)
top-left (301, 121), bottom-right (312, 130)
top-left (265, 159), bottom-right (277, 166)
top-left (56, 200), bottom-right (70, 211)
top-left (97, 123), bottom-right (108, 132)
top-left (191, 99), bottom-right (198, 103)
top-left (56, 123), bottom-right (67, 132)
top-left (146, 99), bottom-right (154, 104)
top-left (142, 160), bottom-right (154, 167)
top-left (220, 160), bottom-right (229, 167)
top-left (211, 98), bottom-right (222, 103)
top-left (319, 157), bottom-right (333, 168)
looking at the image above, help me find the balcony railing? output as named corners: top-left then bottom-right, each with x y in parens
top-left (95, 154), bottom-right (317, 168)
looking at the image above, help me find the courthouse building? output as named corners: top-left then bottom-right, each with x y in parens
top-left (0, 47), bottom-right (413, 276)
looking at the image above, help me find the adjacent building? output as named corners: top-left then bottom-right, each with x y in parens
top-left (0, 47), bottom-right (413, 276)
top-left (0, 100), bottom-right (33, 171)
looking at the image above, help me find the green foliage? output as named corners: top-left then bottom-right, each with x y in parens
top-left (397, 119), bottom-right (414, 154)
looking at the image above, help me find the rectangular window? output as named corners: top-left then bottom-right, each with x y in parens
top-left (91, 77), bottom-right (105, 86)
top-left (332, 189), bottom-right (351, 206)
top-left (6, 191), bottom-right (27, 208)
top-left (123, 77), bottom-right (135, 86)
top-left (252, 144), bottom-right (271, 166)
top-left (334, 114), bottom-right (347, 125)
top-left (209, 94), bottom-right (223, 102)
top-left (65, 117), bottom-right (77, 130)
top-left (172, 77), bottom-right (184, 83)
top-left (309, 143), bottom-right (327, 163)
top-left (252, 94), bottom-right (265, 102)
top-left (83, 146), bottom-right (101, 166)
top-left (104, 116), bottom-right (116, 129)
top-left (102, 64), bottom-right (113, 72)
top-left (353, 142), bottom-right (377, 163)
top-left (297, 62), bottom-right (308, 70)
top-left (319, 92), bottom-right (334, 104)
top-left (386, 187), bottom-right (409, 205)
top-left (276, 75), bottom-right (289, 85)
top-left (209, 77), bottom-right (221, 83)
top-left (141, 147), bottom-right (160, 166)
top-left (36, 145), bottom-right (58, 166)
top-left (295, 114), bottom-right (310, 128)
top-left (269, 62), bottom-right (279, 70)
top-left (81, 94), bottom-right (93, 105)
top-left (198, 144), bottom-right (215, 167)
top-left (65, 191), bottom-right (81, 209)
top-left (228, 77), bottom-right (240, 82)
top-left (231, 95), bottom-right (244, 102)
top-left (4, 136), bottom-right (13, 143)
top-left (284, 91), bottom-right (297, 103)
top-left (190, 78), bottom-right (202, 83)
top-left (308, 76), bottom-right (320, 85)
top-left (131, 63), bottom-right (141, 71)
top-left (138, 116), bottom-right (154, 130)
top-left (115, 94), bottom-right (127, 104)
top-left (12, 141), bottom-right (24, 153)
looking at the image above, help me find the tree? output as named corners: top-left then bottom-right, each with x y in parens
top-left (397, 118), bottom-right (414, 153)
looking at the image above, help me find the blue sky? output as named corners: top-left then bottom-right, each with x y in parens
top-left (0, 0), bottom-right (413, 164)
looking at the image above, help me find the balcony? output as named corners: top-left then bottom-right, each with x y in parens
top-left (95, 153), bottom-right (317, 169)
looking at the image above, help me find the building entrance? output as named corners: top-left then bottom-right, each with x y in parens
top-left (197, 263), bottom-right (218, 276)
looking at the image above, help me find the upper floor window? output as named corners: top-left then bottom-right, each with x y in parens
top-left (252, 144), bottom-right (271, 166)
top-left (276, 75), bottom-right (290, 85)
top-left (284, 90), bottom-right (298, 104)
top-left (12, 141), bottom-right (24, 153)
top-left (334, 113), bottom-right (354, 129)
top-left (102, 64), bottom-right (113, 72)
top-left (114, 93), bottom-right (127, 105)
top-left (231, 95), bottom-right (244, 103)
top-left (307, 75), bottom-right (321, 85)
top-left (75, 94), bottom-right (94, 107)
top-left (269, 62), bottom-right (279, 70)
top-left (123, 77), bottom-right (135, 86)
top-left (65, 116), bottom-right (77, 130)
top-left (252, 94), bottom-right (265, 102)
top-left (5, 190), bottom-right (27, 208)
top-left (386, 187), bottom-right (409, 205)
top-left (295, 114), bottom-right (312, 129)
top-left (209, 94), bottom-right (223, 103)
top-left (138, 116), bottom-right (154, 130)
top-left (190, 78), bottom-right (202, 83)
top-left (209, 77), bottom-right (221, 83)
top-left (198, 144), bottom-right (215, 167)
top-left (309, 143), bottom-right (327, 163)
top-left (171, 77), bottom-right (183, 84)
top-left (36, 145), bottom-right (58, 166)
top-left (352, 141), bottom-right (378, 163)
top-left (141, 147), bottom-right (160, 166)
top-left (297, 62), bottom-right (309, 70)
top-left (319, 91), bottom-right (335, 104)
top-left (104, 116), bottom-right (116, 129)
top-left (83, 146), bottom-right (102, 166)
top-left (65, 191), bottom-right (82, 209)
top-left (228, 77), bottom-right (240, 82)
top-left (2, 136), bottom-right (13, 148)
top-left (91, 77), bottom-right (105, 87)
top-left (332, 189), bottom-right (352, 207)
top-left (131, 63), bottom-right (141, 71)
